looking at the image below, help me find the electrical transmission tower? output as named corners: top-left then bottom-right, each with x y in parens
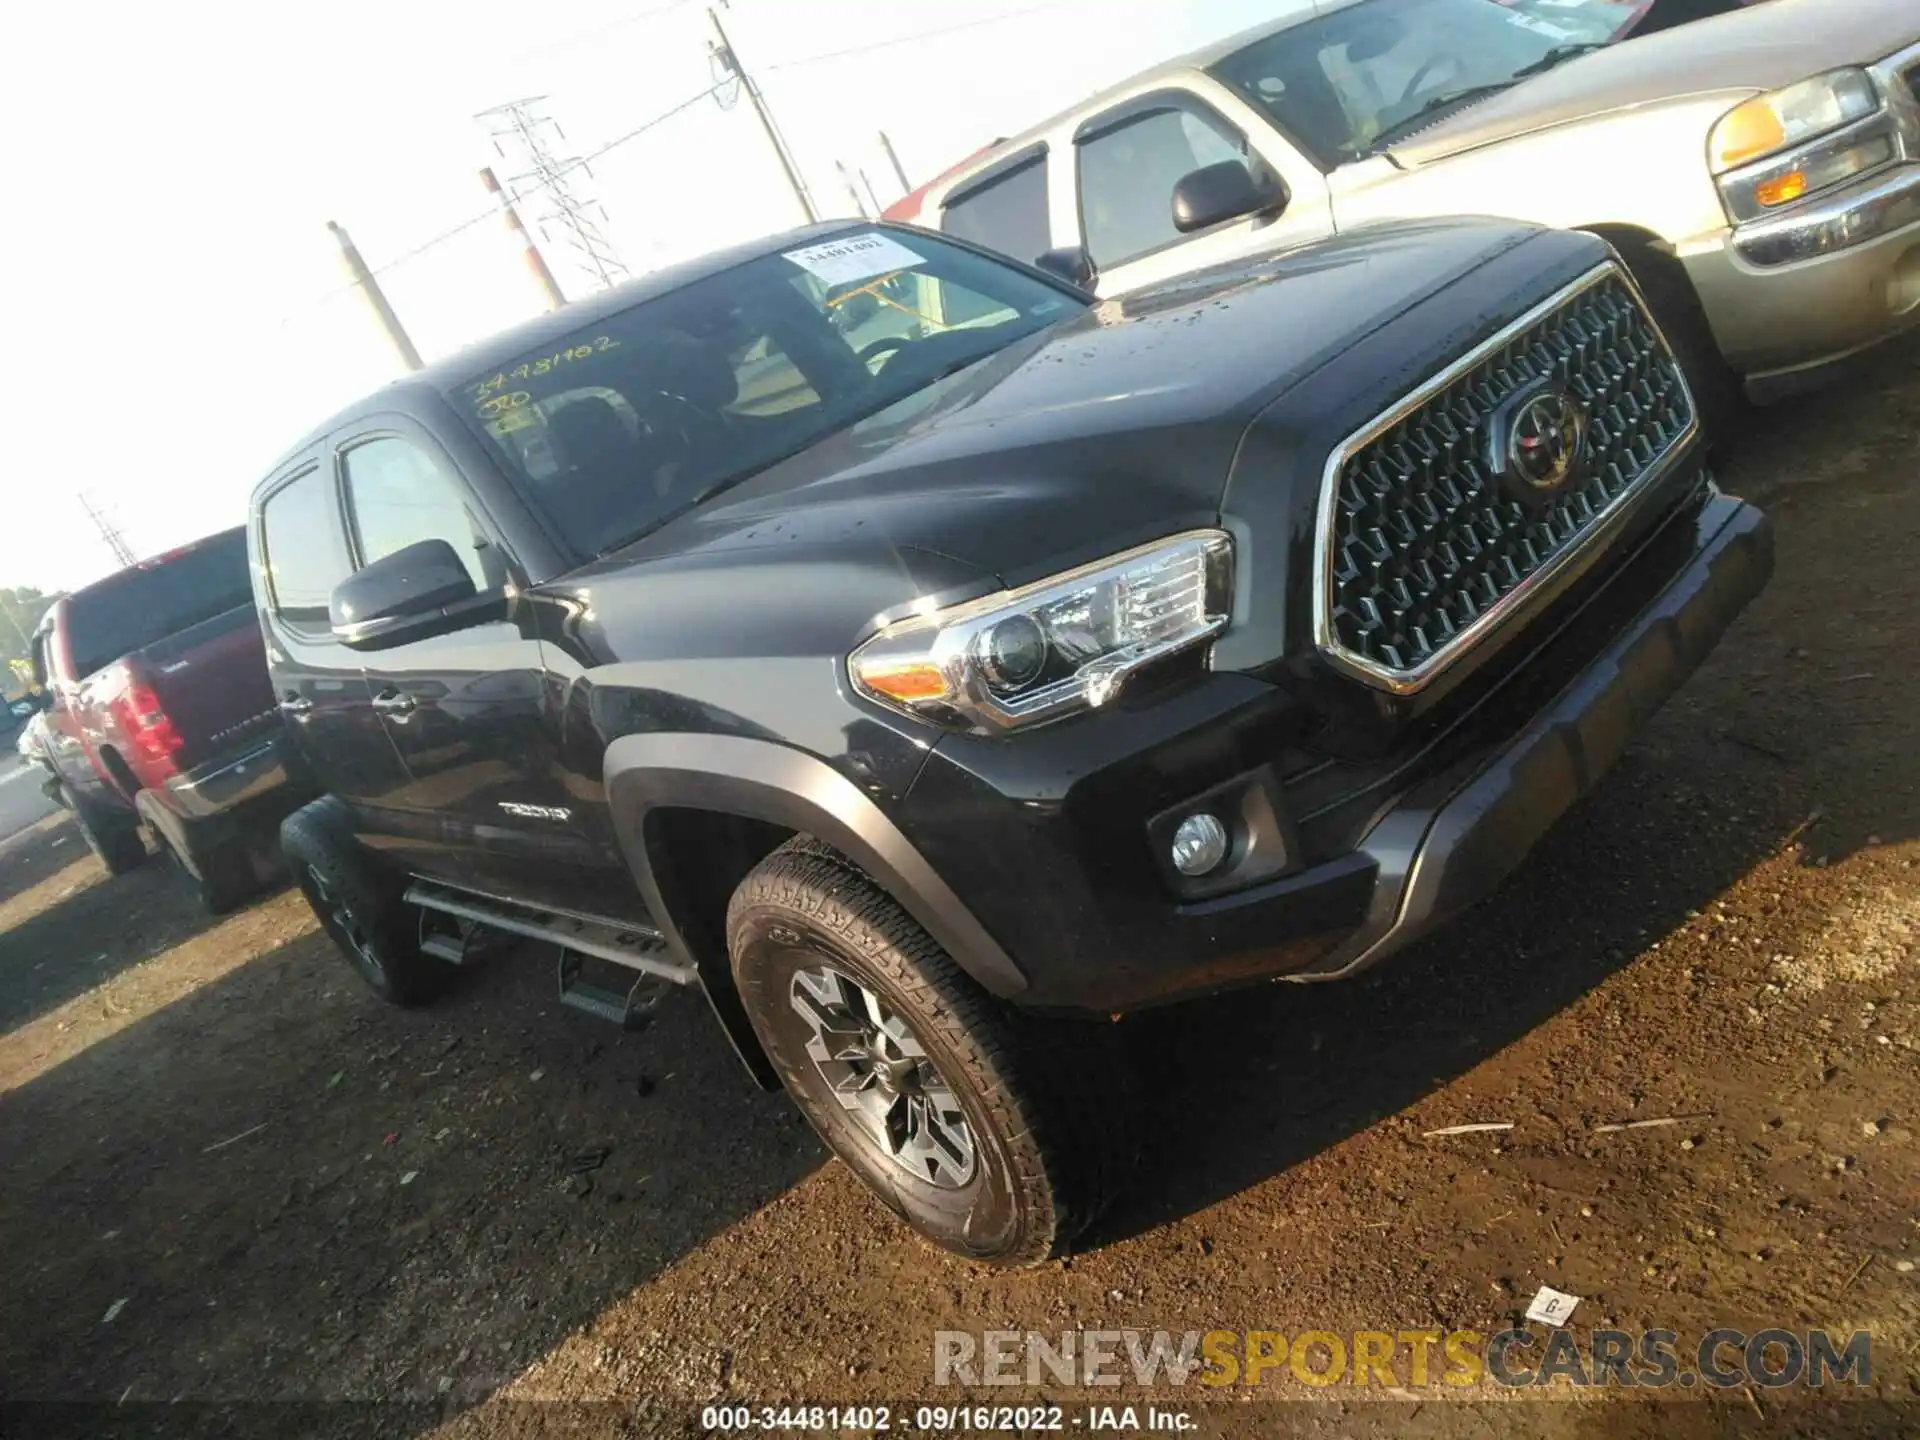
top-left (78, 493), bottom-right (137, 568)
top-left (476, 99), bottom-right (631, 292)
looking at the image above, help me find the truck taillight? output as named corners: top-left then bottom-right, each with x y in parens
top-left (116, 682), bottom-right (185, 771)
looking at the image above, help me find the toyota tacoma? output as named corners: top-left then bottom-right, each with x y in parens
top-left (254, 218), bottom-right (1771, 1264)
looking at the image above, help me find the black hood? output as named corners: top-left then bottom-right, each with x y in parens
top-left (577, 218), bottom-right (1546, 592)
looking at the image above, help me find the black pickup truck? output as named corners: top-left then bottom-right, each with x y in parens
top-left (253, 219), bottom-right (1771, 1264)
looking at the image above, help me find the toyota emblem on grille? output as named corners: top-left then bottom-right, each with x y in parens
top-left (1490, 384), bottom-right (1588, 500)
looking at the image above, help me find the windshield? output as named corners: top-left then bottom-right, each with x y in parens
top-left (65, 528), bottom-right (252, 679)
top-left (1210, 0), bottom-right (1640, 164)
top-left (451, 227), bottom-right (1083, 559)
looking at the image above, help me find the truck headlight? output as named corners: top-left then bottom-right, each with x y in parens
top-left (850, 531), bottom-right (1233, 734)
top-left (1709, 69), bottom-right (1881, 174)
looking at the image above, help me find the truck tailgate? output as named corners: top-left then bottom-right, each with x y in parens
top-left (135, 605), bottom-right (278, 772)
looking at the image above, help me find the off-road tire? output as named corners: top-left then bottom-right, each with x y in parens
top-left (728, 837), bottom-right (1126, 1266)
top-left (63, 786), bottom-right (148, 876)
top-left (281, 797), bottom-right (455, 1006)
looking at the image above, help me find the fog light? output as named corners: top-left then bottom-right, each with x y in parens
top-left (1170, 813), bottom-right (1229, 876)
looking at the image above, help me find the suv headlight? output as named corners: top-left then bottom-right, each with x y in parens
top-left (850, 531), bottom-right (1233, 734)
top-left (1710, 70), bottom-right (1881, 174)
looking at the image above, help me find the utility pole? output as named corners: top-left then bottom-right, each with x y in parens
top-left (326, 220), bottom-right (424, 372)
top-left (708, 5), bottom-right (819, 225)
top-left (78, 493), bottom-right (138, 568)
top-left (480, 166), bottom-right (567, 311)
top-left (477, 98), bottom-right (630, 292)
top-left (834, 160), bottom-right (872, 218)
top-left (878, 131), bottom-right (912, 195)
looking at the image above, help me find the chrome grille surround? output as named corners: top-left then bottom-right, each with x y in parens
top-left (1312, 261), bottom-right (1698, 695)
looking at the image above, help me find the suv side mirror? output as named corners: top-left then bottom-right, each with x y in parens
top-left (1171, 160), bottom-right (1289, 234)
top-left (330, 539), bottom-right (491, 651)
top-left (1034, 246), bottom-right (1099, 292)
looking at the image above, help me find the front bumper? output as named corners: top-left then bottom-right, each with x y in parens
top-left (1684, 164), bottom-right (1920, 392)
top-left (899, 491), bottom-right (1772, 1013)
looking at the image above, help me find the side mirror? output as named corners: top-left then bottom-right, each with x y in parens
top-left (1034, 246), bottom-right (1099, 292)
top-left (1171, 160), bottom-right (1289, 234)
top-left (330, 539), bottom-right (488, 651)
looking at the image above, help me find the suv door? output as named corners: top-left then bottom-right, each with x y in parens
top-left (1070, 85), bottom-right (1333, 295)
top-left (332, 420), bottom-right (620, 916)
top-left (255, 457), bottom-right (400, 810)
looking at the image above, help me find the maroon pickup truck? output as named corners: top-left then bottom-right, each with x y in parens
top-left (24, 527), bottom-right (309, 911)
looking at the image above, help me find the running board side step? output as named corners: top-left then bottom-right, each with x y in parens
top-left (403, 880), bottom-right (696, 987)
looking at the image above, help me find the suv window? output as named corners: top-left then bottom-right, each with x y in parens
top-left (341, 436), bottom-right (492, 592)
top-left (451, 227), bottom-right (1079, 559)
top-left (64, 529), bottom-right (254, 678)
top-left (261, 468), bottom-right (352, 626)
top-left (940, 153), bottom-right (1050, 267)
top-left (1076, 102), bottom-right (1247, 268)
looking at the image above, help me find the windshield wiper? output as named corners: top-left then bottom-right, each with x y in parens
top-left (1369, 82), bottom-right (1518, 152)
top-left (1510, 41), bottom-right (1608, 79)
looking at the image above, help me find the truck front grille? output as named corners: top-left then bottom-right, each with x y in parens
top-left (1316, 263), bottom-right (1695, 692)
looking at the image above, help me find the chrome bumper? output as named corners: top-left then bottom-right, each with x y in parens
top-left (159, 739), bottom-right (294, 822)
top-left (1732, 166), bottom-right (1920, 268)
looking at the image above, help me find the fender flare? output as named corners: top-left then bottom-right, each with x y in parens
top-left (603, 733), bottom-right (1028, 1000)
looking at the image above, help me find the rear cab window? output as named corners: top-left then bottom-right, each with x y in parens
top-left (260, 468), bottom-right (353, 628)
top-left (63, 529), bottom-right (253, 679)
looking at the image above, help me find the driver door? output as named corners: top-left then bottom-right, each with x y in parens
top-left (1071, 85), bottom-right (1333, 296)
top-left (331, 420), bottom-right (618, 916)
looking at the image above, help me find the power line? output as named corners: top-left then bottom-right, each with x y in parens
top-left (763, 0), bottom-right (1085, 73)
top-left (281, 83), bottom-right (722, 324)
top-left (79, 494), bottom-right (137, 568)
top-left (508, 0), bottom-right (701, 69)
top-left (478, 97), bottom-right (632, 291)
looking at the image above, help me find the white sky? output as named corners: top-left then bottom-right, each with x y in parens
top-left (0, 0), bottom-right (1299, 593)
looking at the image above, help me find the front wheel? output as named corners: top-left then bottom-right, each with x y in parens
top-left (728, 839), bottom-right (1123, 1266)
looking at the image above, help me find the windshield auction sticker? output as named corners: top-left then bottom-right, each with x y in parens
top-left (781, 232), bottom-right (926, 287)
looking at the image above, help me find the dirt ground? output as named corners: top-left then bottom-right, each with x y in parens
top-left (3, 342), bottom-right (1919, 1440)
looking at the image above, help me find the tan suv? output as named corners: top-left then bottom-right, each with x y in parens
top-left (887, 0), bottom-right (1920, 418)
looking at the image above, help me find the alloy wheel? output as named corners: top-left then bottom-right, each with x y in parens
top-left (790, 964), bottom-right (977, 1189)
top-left (308, 867), bottom-right (384, 984)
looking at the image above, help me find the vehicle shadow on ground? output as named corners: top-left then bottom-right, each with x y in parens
top-left (0, 824), bottom-right (238, 1036)
top-left (0, 923), bottom-right (820, 1412)
top-left (1092, 345), bottom-right (1920, 1246)
top-left (0, 811), bottom-right (87, 907)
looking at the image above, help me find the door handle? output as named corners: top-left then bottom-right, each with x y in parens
top-left (279, 693), bottom-right (314, 716)
top-left (372, 689), bottom-right (418, 716)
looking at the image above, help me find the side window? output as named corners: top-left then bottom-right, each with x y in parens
top-left (261, 467), bottom-right (353, 626)
top-left (940, 154), bottom-right (1051, 266)
top-left (1076, 102), bottom-right (1248, 268)
top-left (340, 436), bottom-right (492, 592)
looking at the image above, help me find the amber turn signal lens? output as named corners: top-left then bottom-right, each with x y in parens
top-left (1754, 171), bottom-right (1809, 207)
top-left (856, 663), bottom-right (950, 703)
